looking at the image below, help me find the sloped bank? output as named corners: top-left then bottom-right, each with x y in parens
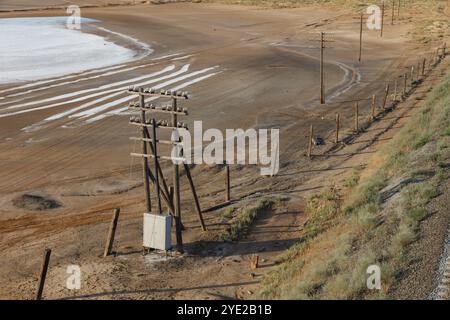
top-left (258, 66), bottom-right (450, 299)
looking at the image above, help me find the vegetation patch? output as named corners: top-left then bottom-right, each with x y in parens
top-left (220, 197), bottom-right (285, 241)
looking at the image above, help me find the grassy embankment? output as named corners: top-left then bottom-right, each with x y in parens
top-left (259, 66), bottom-right (450, 299)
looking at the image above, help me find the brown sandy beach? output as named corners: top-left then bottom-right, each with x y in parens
top-left (0, 1), bottom-right (448, 299)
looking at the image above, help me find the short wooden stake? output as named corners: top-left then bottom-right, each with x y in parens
top-left (307, 125), bottom-right (314, 158)
top-left (320, 32), bottom-right (325, 104)
top-left (380, 1), bottom-right (385, 37)
top-left (359, 13), bottom-right (363, 63)
top-left (422, 58), bottom-right (426, 76)
top-left (335, 113), bottom-right (340, 143)
top-left (354, 102), bottom-right (359, 132)
top-left (371, 94), bottom-right (376, 119)
top-left (225, 162), bottom-right (231, 202)
top-left (36, 248), bottom-right (52, 300)
top-left (103, 208), bottom-right (120, 258)
top-left (250, 254), bottom-right (259, 270)
top-left (410, 66), bottom-right (415, 85)
top-left (391, 0), bottom-right (395, 25)
top-left (382, 84), bottom-right (390, 110)
top-left (139, 90), bottom-right (151, 213)
top-left (168, 186), bottom-right (174, 215)
top-left (403, 73), bottom-right (407, 97)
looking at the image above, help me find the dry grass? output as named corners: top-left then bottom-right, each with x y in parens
top-left (220, 198), bottom-right (275, 241)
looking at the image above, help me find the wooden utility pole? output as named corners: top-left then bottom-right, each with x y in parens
top-left (397, 0), bottom-right (401, 17)
top-left (172, 97), bottom-right (183, 252)
top-left (359, 13), bottom-right (363, 63)
top-left (320, 32), bottom-right (325, 104)
top-left (225, 162), bottom-right (231, 202)
top-left (371, 94), bottom-right (376, 119)
top-left (335, 113), bottom-right (340, 143)
top-left (307, 125), bottom-right (314, 158)
top-left (381, 1), bottom-right (385, 37)
top-left (354, 102), bottom-right (359, 132)
top-left (139, 89), bottom-right (151, 213)
top-left (36, 248), bottom-right (51, 300)
top-left (103, 208), bottom-right (120, 258)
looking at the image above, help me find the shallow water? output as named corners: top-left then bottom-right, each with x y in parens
top-left (0, 17), bottom-right (139, 84)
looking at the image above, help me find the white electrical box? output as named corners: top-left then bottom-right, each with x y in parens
top-left (143, 213), bottom-right (172, 251)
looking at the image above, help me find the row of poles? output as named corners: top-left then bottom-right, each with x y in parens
top-left (321, 0), bottom-right (415, 104)
top-left (307, 44), bottom-right (447, 158)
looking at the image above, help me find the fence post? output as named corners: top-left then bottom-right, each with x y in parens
top-left (371, 94), bottom-right (376, 119)
top-left (354, 102), bottom-right (359, 132)
top-left (307, 125), bottom-right (314, 158)
top-left (335, 113), bottom-right (340, 143)
top-left (103, 208), bottom-right (120, 258)
top-left (36, 248), bottom-right (52, 300)
top-left (224, 162), bottom-right (231, 202)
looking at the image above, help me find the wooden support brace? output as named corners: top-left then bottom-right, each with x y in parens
top-left (183, 163), bottom-right (207, 231)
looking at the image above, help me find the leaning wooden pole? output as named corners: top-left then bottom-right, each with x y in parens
top-left (183, 163), bottom-right (206, 231)
top-left (103, 208), bottom-right (120, 258)
top-left (172, 98), bottom-right (183, 252)
top-left (36, 248), bottom-right (52, 300)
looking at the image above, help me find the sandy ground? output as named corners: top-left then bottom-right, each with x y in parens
top-left (0, 2), bottom-right (448, 299)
